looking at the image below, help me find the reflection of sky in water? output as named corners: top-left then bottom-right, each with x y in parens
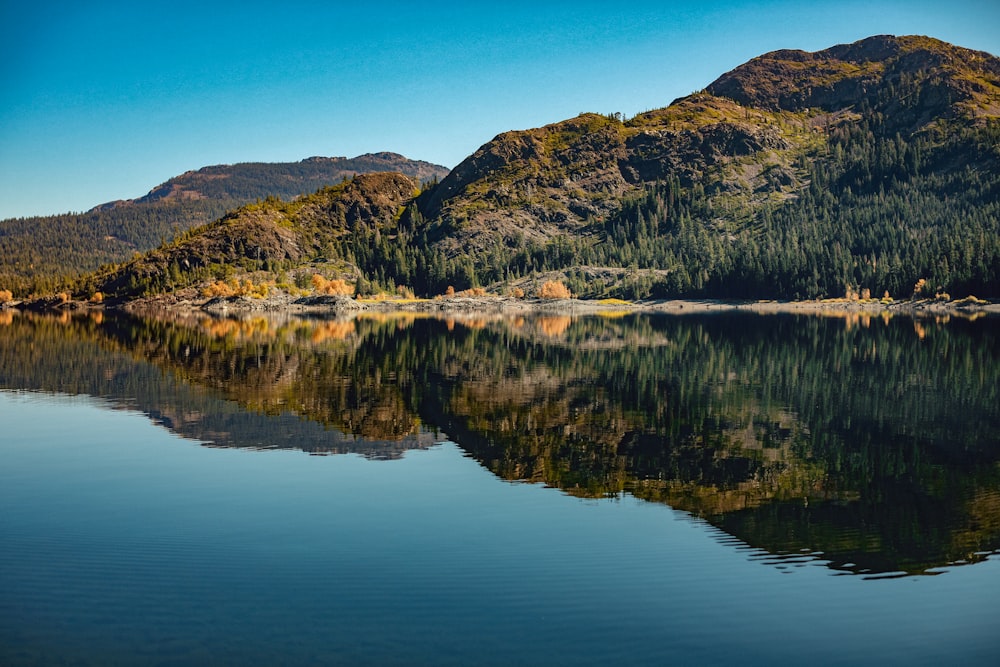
top-left (1, 390), bottom-right (998, 666)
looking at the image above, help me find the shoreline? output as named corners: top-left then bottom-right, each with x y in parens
top-left (7, 291), bottom-right (1000, 319)
top-left (105, 293), bottom-right (1000, 319)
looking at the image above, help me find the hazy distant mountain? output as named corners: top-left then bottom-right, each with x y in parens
top-left (98, 152), bottom-right (448, 209)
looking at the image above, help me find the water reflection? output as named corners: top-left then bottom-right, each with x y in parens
top-left (1, 308), bottom-right (998, 576)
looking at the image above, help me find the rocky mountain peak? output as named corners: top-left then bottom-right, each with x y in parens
top-left (706, 34), bottom-right (1000, 127)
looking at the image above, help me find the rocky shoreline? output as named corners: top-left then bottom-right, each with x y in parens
top-left (6, 289), bottom-right (995, 320)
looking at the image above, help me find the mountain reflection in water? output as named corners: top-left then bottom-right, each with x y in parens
top-left (1, 307), bottom-right (998, 577)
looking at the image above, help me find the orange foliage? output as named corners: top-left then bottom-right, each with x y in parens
top-left (538, 280), bottom-right (572, 299)
top-left (203, 281), bottom-right (236, 298)
top-left (310, 320), bottom-right (356, 343)
top-left (311, 274), bottom-right (354, 296)
top-left (538, 316), bottom-right (572, 337)
top-left (203, 278), bottom-right (275, 299)
top-left (0, 289), bottom-right (12, 302)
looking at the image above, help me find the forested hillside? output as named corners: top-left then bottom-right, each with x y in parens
top-left (407, 34), bottom-right (1000, 300)
top-left (86, 173), bottom-right (422, 299)
top-left (0, 153), bottom-right (448, 296)
top-left (541, 119), bottom-right (1000, 299)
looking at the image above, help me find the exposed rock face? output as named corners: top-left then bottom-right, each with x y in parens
top-left (421, 100), bottom-right (800, 256)
top-left (706, 35), bottom-right (1000, 127)
top-left (424, 113), bottom-right (633, 253)
top-left (622, 96), bottom-right (791, 185)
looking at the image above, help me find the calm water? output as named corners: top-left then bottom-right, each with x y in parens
top-left (1, 309), bottom-right (998, 665)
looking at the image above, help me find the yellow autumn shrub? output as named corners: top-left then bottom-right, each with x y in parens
top-left (539, 280), bottom-right (572, 299)
top-left (311, 274), bottom-right (354, 296)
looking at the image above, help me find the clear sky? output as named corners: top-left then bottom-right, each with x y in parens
top-left (1, 0), bottom-right (998, 219)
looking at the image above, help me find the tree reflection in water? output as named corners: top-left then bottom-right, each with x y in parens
top-left (1, 307), bottom-right (998, 575)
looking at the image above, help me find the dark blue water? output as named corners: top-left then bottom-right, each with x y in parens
top-left (1, 310), bottom-right (999, 664)
top-left (1, 391), bottom-right (997, 666)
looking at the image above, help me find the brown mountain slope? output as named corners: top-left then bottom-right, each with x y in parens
top-left (707, 35), bottom-right (1000, 125)
top-left (423, 100), bottom-right (805, 256)
top-left (420, 34), bottom-right (999, 260)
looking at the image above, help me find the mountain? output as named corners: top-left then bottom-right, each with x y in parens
top-left (100, 152), bottom-right (447, 209)
top-left (0, 153), bottom-right (449, 296)
top-left (92, 172), bottom-right (420, 298)
top-left (415, 35), bottom-right (999, 298)
top-left (51, 35), bottom-right (1000, 302)
top-left (706, 34), bottom-right (1000, 125)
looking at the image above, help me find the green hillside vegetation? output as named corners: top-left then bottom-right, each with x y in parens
top-left (0, 200), bottom-right (234, 297)
top-left (0, 153), bottom-right (448, 296)
top-left (8, 35), bottom-right (999, 303)
top-left (85, 172), bottom-right (426, 299)
top-left (580, 118), bottom-right (999, 299)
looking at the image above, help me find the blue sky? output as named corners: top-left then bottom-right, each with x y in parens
top-left (1, 0), bottom-right (998, 219)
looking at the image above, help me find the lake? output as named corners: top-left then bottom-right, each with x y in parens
top-left (1, 308), bottom-right (998, 665)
